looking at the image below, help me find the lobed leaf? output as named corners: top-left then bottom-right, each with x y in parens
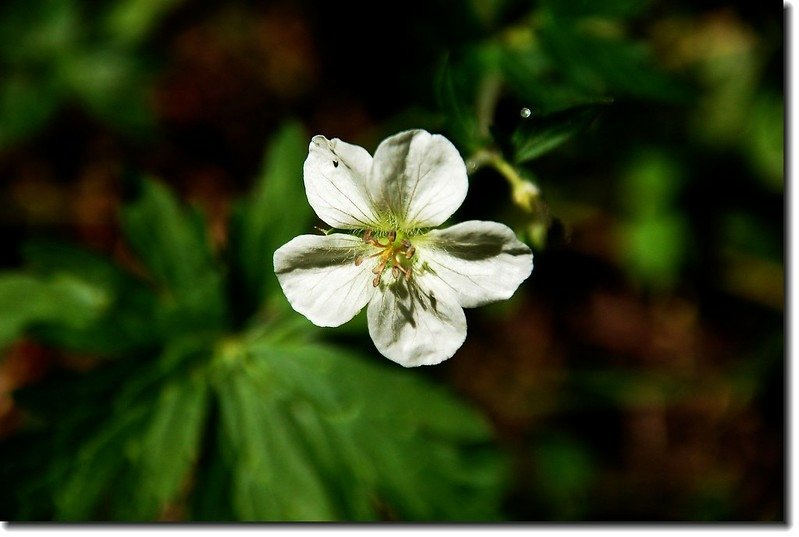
top-left (208, 339), bottom-right (507, 521)
top-left (120, 178), bottom-right (226, 332)
top-left (0, 273), bottom-right (108, 350)
top-left (22, 240), bottom-right (160, 355)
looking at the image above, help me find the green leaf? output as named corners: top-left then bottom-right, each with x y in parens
top-left (511, 103), bottom-right (605, 164)
top-left (112, 371), bottom-right (209, 519)
top-left (103, 0), bottom-right (184, 46)
top-left (537, 15), bottom-right (687, 102)
top-left (22, 240), bottom-right (160, 355)
top-left (120, 178), bottom-right (226, 332)
top-left (46, 340), bottom-right (210, 520)
top-left (0, 273), bottom-right (108, 350)
top-left (63, 49), bottom-right (155, 137)
top-left (209, 339), bottom-right (507, 521)
top-left (216, 371), bottom-right (338, 521)
top-left (228, 122), bottom-right (311, 319)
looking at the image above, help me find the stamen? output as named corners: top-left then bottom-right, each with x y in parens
top-left (356, 229), bottom-right (416, 285)
top-left (372, 259), bottom-right (387, 274)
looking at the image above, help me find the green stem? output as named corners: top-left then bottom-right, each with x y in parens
top-left (467, 149), bottom-right (526, 189)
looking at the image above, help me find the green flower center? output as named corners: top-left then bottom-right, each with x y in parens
top-left (355, 229), bottom-right (416, 287)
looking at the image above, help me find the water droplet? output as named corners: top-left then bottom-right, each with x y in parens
top-left (520, 107), bottom-right (532, 119)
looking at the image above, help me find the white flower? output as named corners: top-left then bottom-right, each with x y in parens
top-left (273, 129), bottom-right (533, 367)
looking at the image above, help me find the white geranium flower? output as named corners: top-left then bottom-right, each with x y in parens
top-left (273, 129), bottom-right (533, 367)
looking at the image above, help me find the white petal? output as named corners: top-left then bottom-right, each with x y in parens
top-left (273, 233), bottom-right (375, 327)
top-left (418, 220), bottom-right (533, 308)
top-left (303, 135), bottom-right (380, 229)
top-left (368, 130), bottom-right (468, 229)
top-left (367, 274), bottom-right (466, 367)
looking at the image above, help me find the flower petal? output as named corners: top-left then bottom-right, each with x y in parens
top-left (304, 135), bottom-right (380, 229)
top-left (273, 233), bottom-right (374, 327)
top-left (368, 130), bottom-right (468, 229)
top-left (419, 220), bottom-right (533, 308)
top-left (367, 274), bottom-right (466, 367)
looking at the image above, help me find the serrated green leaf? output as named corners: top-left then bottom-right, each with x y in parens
top-left (112, 372), bottom-right (209, 520)
top-left (511, 103), bottom-right (605, 164)
top-left (209, 339), bottom-right (506, 521)
top-left (537, 16), bottom-right (687, 103)
top-left (216, 376), bottom-right (337, 521)
top-left (0, 273), bottom-right (108, 350)
top-left (53, 401), bottom-right (149, 520)
top-left (22, 240), bottom-right (160, 355)
top-left (43, 340), bottom-right (211, 520)
top-left (120, 178), bottom-right (226, 332)
top-left (228, 121), bottom-right (311, 319)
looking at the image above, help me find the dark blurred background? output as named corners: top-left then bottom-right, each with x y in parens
top-left (0, 0), bottom-right (784, 522)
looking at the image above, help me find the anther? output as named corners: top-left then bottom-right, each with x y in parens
top-left (372, 273), bottom-right (381, 287)
top-left (405, 246), bottom-right (415, 258)
top-left (387, 230), bottom-right (396, 243)
top-left (354, 256), bottom-right (364, 266)
top-left (392, 265), bottom-right (400, 279)
top-left (363, 230), bottom-right (373, 243)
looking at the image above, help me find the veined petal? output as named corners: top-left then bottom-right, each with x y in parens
top-left (368, 130), bottom-right (468, 229)
top-left (304, 135), bottom-right (380, 229)
top-left (418, 220), bottom-right (533, 308)
top-left (273, 234), bottom-right (374, 327)
top-left (367, 274), bottom-right (466, 367)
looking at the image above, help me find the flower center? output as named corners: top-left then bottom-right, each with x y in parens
top-left (355, 229), bottom-right (416, 287)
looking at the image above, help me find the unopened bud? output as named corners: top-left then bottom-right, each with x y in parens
top-left (512, 180), bottom-right (540, 212)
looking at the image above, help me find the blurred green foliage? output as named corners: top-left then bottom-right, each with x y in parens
top-left (0, 0), bottom-right (182, 147)
top-left (0, 125), bottom-right (506, 521)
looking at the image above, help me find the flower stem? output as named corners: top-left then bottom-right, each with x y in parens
top-left (467, 149), bottom-right (541, 213)
top-left (466, 150), bottom-right (525, 188)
